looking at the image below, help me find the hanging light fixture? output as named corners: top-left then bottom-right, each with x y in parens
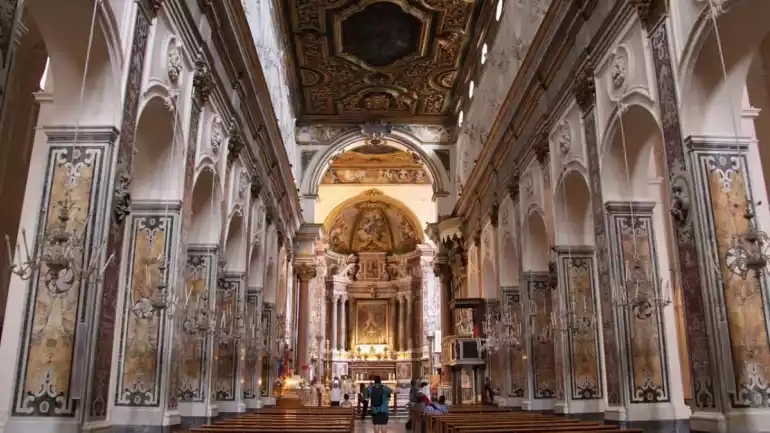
top-left (6, 187), bottom-right (113, 293)
top-left (725, 204), bottom-right (770, 280)
top-left (613, 253), bottom-right (672, 311)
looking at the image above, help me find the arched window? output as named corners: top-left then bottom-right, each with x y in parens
top-left (39, 57), bottom-right (50, 90)
top-left (495, 0), bottom-right (503, 21)
top-left (458, 110), bottom-right (464, 126)
top-left (481, 44), bottom-right (488, 65)
top-left (468, 81), bottom-right (475, 99)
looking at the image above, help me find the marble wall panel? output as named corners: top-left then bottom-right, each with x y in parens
top-left (89, 5), bottom-right (154, 420)
top-left (504, 289), bottom-right (525, 397)
top-left (14, 146), bottom-right (106, 417)
top-left (583, 103), bottom-right (621, 405)
top-left (177, 246), bottom-right (216, 401)
top-left (562, 256), bottom-right (602, 400)
top-left (526, 274), bottom-right (555, 399)
top-left (695, 152), bottom-right (770, 408)
top-left (115, 208), bottom-right (178, 407)
top-left (649, 23), bottom-right (715, 409)
top-left (214, 275), bottom-right (240, 401)
top-left (242, 292), bottom-right (259, 399)
top-left (260, 302), bottom-right (273, 397)
top-left (607, 202), bottom-right (669, 404)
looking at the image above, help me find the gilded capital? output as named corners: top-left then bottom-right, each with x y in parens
top-left (295, 263), bottom-right (317, 281)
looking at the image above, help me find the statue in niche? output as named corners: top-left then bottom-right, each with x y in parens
top-left (337, 254), bottom-right (359, 280)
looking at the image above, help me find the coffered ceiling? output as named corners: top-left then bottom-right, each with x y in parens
top-left (277, 0), bottom-right (484, 125)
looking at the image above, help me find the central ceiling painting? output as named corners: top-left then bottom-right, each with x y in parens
top-left (278, 0), bottom-right (481, 124)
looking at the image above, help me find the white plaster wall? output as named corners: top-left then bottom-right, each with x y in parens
top-left (242, 0), bottom-right (298, 182)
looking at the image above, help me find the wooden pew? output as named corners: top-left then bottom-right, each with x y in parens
top-left (424, 410), bottom-right (644, 433)
top-left (189, 407), bottom-right (355, 433)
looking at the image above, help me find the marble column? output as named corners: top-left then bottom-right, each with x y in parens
top-left (391, 296), bottom-right (399, 351)
top-left (339, 296), bottom-right (347, 352)
top-left (406, 295), bottom-right (414, 351)
top-left (331, 295), bottom-right (339, 352)
top-left (295, 262), bottom-right (317, 379)
top-left (399, 295), bottom-right (406, 352)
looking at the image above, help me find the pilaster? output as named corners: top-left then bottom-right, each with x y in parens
top-left (553, 245), bottom-right (604, 415)
top-left (215, 272), bottom-right (245, 414)
top-left (523, 271), bottom-right (555, 411)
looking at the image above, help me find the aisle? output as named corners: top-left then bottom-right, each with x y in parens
top-left (355, 418), bottom-right (408, 433)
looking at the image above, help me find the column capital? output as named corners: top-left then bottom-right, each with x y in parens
top-left (630, 0), bottom-right (666, 31)
top-left (192, 49), bottom-right (213, 104)
top-left (571, 62), bottom-right (596, 113)
top-left (294, 262), bottom-right (317, 282)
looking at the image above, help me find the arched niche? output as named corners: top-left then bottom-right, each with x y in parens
top-left (500, 232), bottom-right (519, 286)
top-left (554, 169), bottom-right (593, 246)
top-left (189, 167), bottom-right (222, 245)
top-left (247, 242), bottom-right (262, 288)
top-left (522, 210), bottom-right (549, 272)
top-left (223, 213), bottom-right (246, 273)
top-left (467, 244), bottom-right (479, 298)
top-left (26, 0), bottom-right (122, 122)
top-left (601, 104), bottom-right (664, 202)
top-left (132, 95), bottom-right (183, 201)
top-left (680, 0), bottom-right (770, 138)
top-left (481, 256), bottom-right (497, 299)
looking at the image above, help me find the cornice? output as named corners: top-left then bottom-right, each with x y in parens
top-left (458, 0), bottom-right (636, 239)
top-left (198, 1), bottom-right (303, 236)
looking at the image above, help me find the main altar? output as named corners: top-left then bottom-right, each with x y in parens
top-left (306, 189), bottom-right (442, 406)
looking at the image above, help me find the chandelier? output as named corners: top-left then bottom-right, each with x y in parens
top-left (217, 298), bottom-right (246, 346)
top-left (131, 254), bottom-right (178, 319)
top-left (181, 289), bottom-right (217, 336)
top-left (6, 187), bottom-right (113, 293)
top-left (725, 205), bottom-right (770, 280)
top-left (613, 254), bottom-right (671, 311)
top-left (560, 296), bottom-right (596, 335)
top-left (527, 300), bottom-right (555, 343)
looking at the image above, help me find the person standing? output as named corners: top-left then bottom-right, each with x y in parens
top-left (368, 376), bottom-right (393, 433)
top-left (330, 376), bottom-right (341, 407)
top-left (359, 382), bottom-right (370, 420)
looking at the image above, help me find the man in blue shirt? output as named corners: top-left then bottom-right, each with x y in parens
top-left (367, 376), bottom-right (393, 433)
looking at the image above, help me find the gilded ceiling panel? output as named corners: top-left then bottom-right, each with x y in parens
top-left (279, 0), bottom-right (481, 124)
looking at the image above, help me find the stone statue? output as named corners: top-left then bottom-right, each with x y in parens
top-left (337, 253), bottom-right (359, 279)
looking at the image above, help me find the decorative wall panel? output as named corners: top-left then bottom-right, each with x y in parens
top-left (694, 151), bottom-right (770, 408)
top-left (649, 22), bottom-right (715, 409)
top-left (606, 202), bottom-right (669, 404)
top-left (14, 146), bottom-right (106, 417)
top-left (504, 289), bottom-right (525, 397)
top-left (243, 291), bottom-right (260, 399)
top-left (525, 273), bottom-right (555, 399)
top-left (560, 254), bottom-right (602, 400)
top-left (215, 275), bottom-right (240, 401)
top-left (89, 4), bottom-right (154, 420)
top-left (177, 246), bottom-right (217, 401)
top-left (579, 77), bottom-right (621, 406)
top-left (260, 303), bottom-right (273, 397)
top-left (115, 206), bottom-right (179, 407)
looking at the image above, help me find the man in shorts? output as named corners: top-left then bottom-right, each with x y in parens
top-left (367, 376), bottom-right (393, 433)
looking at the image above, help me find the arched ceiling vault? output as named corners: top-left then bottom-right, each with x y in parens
top-left (323, 189), bottom-right (424, 254)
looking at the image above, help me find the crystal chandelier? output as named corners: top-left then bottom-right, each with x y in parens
top-left (217, 298), bottom-right (246, 346)
top-left (6, 187), bottom-right (113, 292)
top-left (482, 307), bottom-right (501, 354)
top-left (131, 254), bottom-right (178, 319)
top-left (725, 205), bottom-right (770, 280)
top-left (613, 253), bottom-right (671, 311)
top-left (181, 289), bottom-right (217, 336)
top-left (527, 300), bottom-right (555, 343)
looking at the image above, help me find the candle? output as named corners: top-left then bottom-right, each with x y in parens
top-left (195, 293), bottom-right (200, 311)
top-left (184, 285), bottom-right (191, 308)
top-left (21, 229), bottom-right (30, 262)
top-left (5, 235), bottom-right (13, 266)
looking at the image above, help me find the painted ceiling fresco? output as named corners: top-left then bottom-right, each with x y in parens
top-left (324, 190), bottom-right (423, 254)
top-left (277, 0), bottom-right (482, 124)
top-left (322, 144), bottom-right (431, 184)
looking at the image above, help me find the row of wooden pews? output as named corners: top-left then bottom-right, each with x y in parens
top-left (189, 407), bottom-right (355, 433)
top-left (420, 405), bottom-right (645, 433)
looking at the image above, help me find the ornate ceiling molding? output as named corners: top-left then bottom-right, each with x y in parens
top-left (276, 0), bottom-right (482, 124)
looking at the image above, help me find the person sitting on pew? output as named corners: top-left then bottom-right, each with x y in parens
top-left (424, 395), bottom-right (448, 414)
top-left (341, 393), bottom-right (353, 408)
